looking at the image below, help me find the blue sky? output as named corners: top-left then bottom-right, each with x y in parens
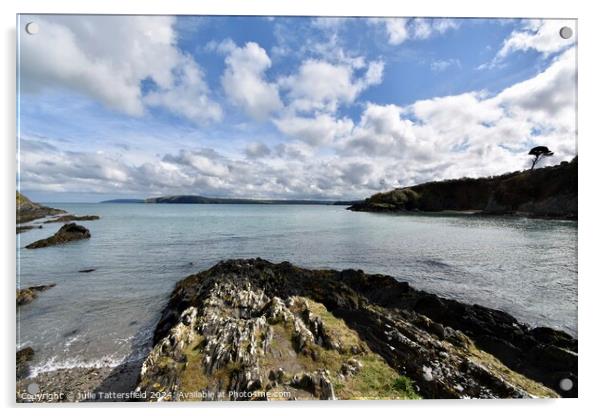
top-left (17, 16), bottom-right (577, 202)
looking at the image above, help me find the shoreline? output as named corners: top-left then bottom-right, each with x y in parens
top-left (347, 206), bottom-right (578, 221)
top-left (16, 360), bottom-right (142, 403)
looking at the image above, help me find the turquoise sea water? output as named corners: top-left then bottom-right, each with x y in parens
top-left (16, 203), bottom-right (577, 375)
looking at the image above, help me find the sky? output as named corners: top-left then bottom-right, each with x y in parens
top-left (17, 15), bottom-right (577, 202)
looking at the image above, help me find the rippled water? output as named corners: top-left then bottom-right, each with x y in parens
top-left (17, 203), bottom-right (577, 375)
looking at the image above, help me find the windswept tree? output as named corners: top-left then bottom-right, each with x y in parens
top-left (528, 146), bottom-right (554, 170)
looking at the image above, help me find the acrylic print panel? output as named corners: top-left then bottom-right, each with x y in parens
top-left (16, 15), bottom-right (577, 402)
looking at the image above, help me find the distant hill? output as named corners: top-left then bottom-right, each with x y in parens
top-left (101, 199), bottom-right (145, 203)
top-left (349, 157), bottom-right (577, 219)
top-left (143, 195), bottom-right (360, 206)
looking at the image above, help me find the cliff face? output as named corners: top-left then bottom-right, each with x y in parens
top-left (349, 158), bottom-right (577, 219)
top-left (136, 259), bottom-right (576, 400)
top-left (16, 191), bottom-right (66, 224)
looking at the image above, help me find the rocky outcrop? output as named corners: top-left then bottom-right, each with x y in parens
top-left (44, 215), bottom-right (100, 223)
top-left (137, 259), bottom-right (574, 400)
top-left (17, 284), bottom-right (56, 306)
top-left (349, 158), bottom-right (577, 219)
top-left (17, 192), bottom-right (66, 224)
top-left (137, 281), bottom-right (414, 401)
top-left (26, 223), bottom-right (91, 249)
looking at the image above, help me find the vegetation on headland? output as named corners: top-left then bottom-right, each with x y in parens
top-left (349, 157), bottom-right (577, 219)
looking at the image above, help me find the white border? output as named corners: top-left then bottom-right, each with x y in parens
top-left (2, 1), bottom-right (600, 415)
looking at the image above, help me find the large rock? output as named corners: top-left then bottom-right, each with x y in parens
top-left (26, 223), bottom-right (91, 249)
top-left (17, 284), bottom-right (56, 306)
top-left (136, 259), bottom-right (570, 400)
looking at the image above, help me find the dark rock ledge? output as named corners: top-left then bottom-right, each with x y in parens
top-left (136, 258), bottom-right (576, 401)
top-left (25, 223), bottom-right (91, 249)
top-left (43, 215), bottom-right (100, 223)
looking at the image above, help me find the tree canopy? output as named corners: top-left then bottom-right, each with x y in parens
top-left (528, 146), bottom-right (554, 170)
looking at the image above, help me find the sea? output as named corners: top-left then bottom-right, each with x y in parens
top-left (17, 203), bottom-right (578, 376)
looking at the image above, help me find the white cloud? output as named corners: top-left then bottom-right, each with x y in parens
top-left (221, 42), bottom-right (283, 120)
top-left (273, 113), bottom-right (354, 146)
top-left (20, 15), bottom-right (221, 123)
top-left (273, 142), bottom-right (312, 161)
top-left (311, 17), bottom-right (347, 30)
top-left (430, 58), bottom-right (461, 72)
top-left (340, 103), bottom-right (417, 156)
top-left (245, 142), bottom-right (272, 159)
top-left (370, 18), bottom-right (460, 45)
top-left (481, 19), bottom-right (576, 69)
top-left (163, 149), bottom-right (230, 178)
top-left (19, 18), bottom-right (577, 201)
top-left (337, 47), bottom-right (576, 180)
top-left (493, 47), bottom-right (577, 147)
top-left (382, 18), bottom-right (409, 45)
top-left (279, 59), bottom-right (384, 113)
top-left (411, 92), bottom-right (503, 145)
top-left (144, 56), bottom-right (223, 124)
top-left (431, 19), bottom-right (461, 34)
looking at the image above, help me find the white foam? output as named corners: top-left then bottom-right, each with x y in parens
top-left (63, 334), bottom-right (81, 350)
top-left (29, 353), bottom-right (128, 378)
top-left (29, 341), bottom-right (153, 378)
top-left (17, 340), bottom-right (33, 349)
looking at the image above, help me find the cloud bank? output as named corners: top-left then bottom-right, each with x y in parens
top-left (18, 16), bottom-right (577, 201)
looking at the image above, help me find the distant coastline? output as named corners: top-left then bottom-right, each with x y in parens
top-left (101, 195), bottom-right (360, 206)
top-left (100, 159), bottom-right (577, 221)
top-left (100, 199), bottom-right (145, 204)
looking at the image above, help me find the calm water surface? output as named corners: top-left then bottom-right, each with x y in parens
top-left (17, 203), bottom-right (577, 375)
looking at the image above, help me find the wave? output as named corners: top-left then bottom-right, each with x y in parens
top-left (29, 353), bottom-right (128, 378)
top-left (30, 325), bottom-right (155, 378)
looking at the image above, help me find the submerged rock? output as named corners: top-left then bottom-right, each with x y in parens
top-left (26, 223), bottom-right (91, 249)
top-left (17, 284), bottom-right (56, 306)
top-left (137, 258), bottom-right (574, 400)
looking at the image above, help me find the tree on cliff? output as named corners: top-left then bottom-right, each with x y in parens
top-left (528, 146), bottom-right (554, 170)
